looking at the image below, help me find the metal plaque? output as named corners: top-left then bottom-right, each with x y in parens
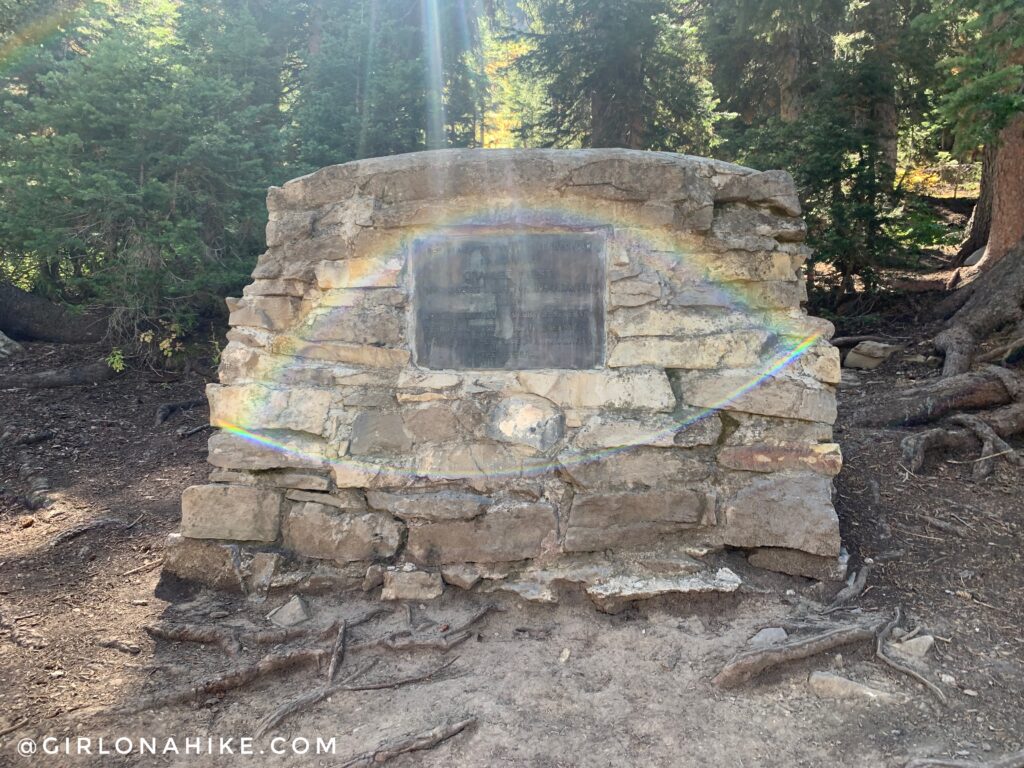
top-left (412, 232), bottom-right (605, 370)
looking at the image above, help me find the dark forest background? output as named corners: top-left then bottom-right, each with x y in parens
top-left (1, 0), bottom-right (1022, 362)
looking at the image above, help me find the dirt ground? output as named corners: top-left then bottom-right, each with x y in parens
top-left (1, 315), bottom-right (1022, 767)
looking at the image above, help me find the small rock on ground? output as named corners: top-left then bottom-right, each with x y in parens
top-left (267, 595), bottom-right (310, 627)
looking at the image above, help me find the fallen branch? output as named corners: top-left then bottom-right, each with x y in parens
top-left (713, 620), bottom-right (882, 688)
top-left (905, 749), bottom-right (1024, 768)
top-left (327, 621), bottom-right (347, 683)
top-left (4, 360), bottom-right (117, 390)
top-left (338, 717), bottom-right (476, 768)
top-left (876, 607), bottom-right (947, 706)
top-left (177, 423), bottom-right (212, 438)
top-left (123, 559), bottom-right (163, 577)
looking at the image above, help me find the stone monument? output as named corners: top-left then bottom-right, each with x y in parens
top-left (166, 148), bottom-right (843, 610)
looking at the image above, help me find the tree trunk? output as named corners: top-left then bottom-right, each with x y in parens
top-left (954, 145), bottom-right (994, 265)
top-left (0, 282), bottom-right (108, 344)
top-left (778, 41), bottom-right (801, 123)
top-left (968, 114), bottom-right (1024, 271)
top-left (934, 237), bottom-right (1024, 376)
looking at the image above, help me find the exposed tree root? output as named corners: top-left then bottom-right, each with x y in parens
top-left (114, 648), bottom-right (329, 714)
top-left (3, 360), bottom-right (117, 389)
top-left (712, 619), bottom-right (884, 688)
top-left (254, 658), bottom-right (458, 738)
top-left (355, 604), bottom-right (500, 653)
top-left (876, 608), bottom-right (947, 706)
top-left (144, 624), bottom-right (242, 657)
top-left (337, 717), bottom-right (476, 768)
top-left (899, 400), bottom-right (1024, 475)
top-left (905, 749), bottom-right (1024, 768)
top-left (254, 660), bottom-right (379, 738)
top-left (852, 367), bottom-right (1021, 428)
top-left (50, 517), bottom-right (130, 547)
top-left (823, 565), bottom-right (870, 612)
top-left (933, 240), bottom-right (1024, 376)
top-left (144, 609), bottom-right (390, 658)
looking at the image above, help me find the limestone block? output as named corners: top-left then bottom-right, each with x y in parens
top-left (315, 194), bottom-right (376, 232)
top-left (718, 442), bottom-right (842, 476)
top-left (558, 447), bottom-right (711, 491)
top-left (733, 281), bottom-right (805, 310)
top-left (366, 490), bottom-right (490, 522)
top-left (574, 413), bottom-right (682, 449)
top-left (315, 287), bottom-right (406, 308)
top-left (349, 411), bottom-right (413, 455)
top-left (440, 564), bottom-right (482, 590)
top-left (207, 383), bottom-right (332, 436)
top-left (161, 534), bottom-right (244, 591)
top-left (242, 278), bottom-right (307, 297)
top-left (285, 489), bottom-right (365, 509)
top-left (207, 431), bottom-right (330, 470)
top-left (721, 413), bottom-right (833, 446)
top-left (228, 296), bottom-right (300, 332)
top-left (406, 502), bottom-right (556, 564)
top-left (789, 340), bottom-right (841, 385)
top-left (270, 163), bottom-right (361, 210)
top-left (699, 251), bottom-right (799, 282)
top-left (722, 474), bottom-right (840, 556)
top-left (610, 276), bottom-right (661, 307)
top-left (381, 569), bottom-right (444, 600)
top-left (315, 257), bottom-right (402, 290)
top-left (715, 169), bottom-right (801, 217)
top-left (488, 395), bottom-right (565, 451)
top-left (808, 672), bottom-right (903, 704)
top-left (609, 307), bottom-right (753, 338)
top-left (415, 442), bottom-right (534, 488)
top-left (265, 210), bottom-right (315, 247)
top-left (277, 338), bottom-right (410, 368)
top-left (299, 305), bottom-right (403, 346)
top-left (402, 404), bottom-right (461, 442)
top-left (180, 484), bottom-right (281, 542)
top-left (844, 340), bottom-right (900, 370)
top-left (586, 567), bottom-right (742, 614)
top-left (676, 370), bottom-right (837, 424)
top-left (397, 370), bottom-right (462, 390)
top-left (747, 547), bottom-right (847, 581)
top-left (282, 502), bottom-right (402, 562)
top-left (518, 370), bottom-right (675, 412)
top-left (564, 489), bottom-right (715, 551)
top-left (712, 204), bottom-right (807, 243)
top-left (607, 330), bottom-right (771, 369)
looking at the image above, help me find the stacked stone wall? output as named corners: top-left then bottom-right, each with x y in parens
top-left (168, 149), bottom-right (843, 605)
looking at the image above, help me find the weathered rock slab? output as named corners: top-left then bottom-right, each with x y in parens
top-left (406, 503), bottom-right (556, 564)
top-left (180, 484), bottom-right (281, 542)
top-left (282, 502), bottom-right (402, 562)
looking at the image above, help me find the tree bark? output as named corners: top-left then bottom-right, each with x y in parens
top-left (0, 282), bottom-right (107, 343)
top-left (778, 34), bottom-right (802, 123)
top-left (970, 114), bottom-right (1024, 271)
top-left (954, 145), bottom-right (994, 265)
top-left (851, 367), bottom-right (1020, 427)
